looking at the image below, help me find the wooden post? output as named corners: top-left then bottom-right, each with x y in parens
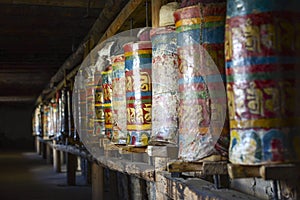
top-left (151, 0), bottom-right (163, 27)
top-left (67, 153), bottom-right (77, 185)
top-left (42, 141), bottom-right (47, 159)
top-left (46, 142), bottom-right (52, 164)
top-left (53, 140), bottom-right (61, 172)
top-left (92, 163), bottom-right (104, 200)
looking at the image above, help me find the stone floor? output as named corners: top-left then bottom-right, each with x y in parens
top-left (0, 150), bottom-right (92, 200)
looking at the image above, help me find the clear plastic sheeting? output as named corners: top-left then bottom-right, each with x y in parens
top-left (174, 4), bottom-right (228, 161)
top-left (150, 27), bottom-right (178, 145)
top-left (73, 26), bottom-right (228, 161)
top-left (32, 105), bottom-right (42, 136)
top-left (73, 29), bottom-right (141, 157)
top-left (111, 55), bottom-right (127, 144)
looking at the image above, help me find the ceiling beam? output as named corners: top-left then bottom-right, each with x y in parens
top-left (0, 0), bottom-right (105, 9)
top-left (98, 0), bottom-right (145, 44)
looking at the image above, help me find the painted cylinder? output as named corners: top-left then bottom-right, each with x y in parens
top-left (150, 27), bottom-right (179, 144)
top-left (42, 105), bottom-right (50, 139)
top-left (111, 55), bottom-right (127, 144)
top-left (174, 3), bottom-right (229, 161)
top-left (102, 66), bottom-right (113, 139)
top-left (226, 0), bottom-right (300, 165)
top-left (94, 71), bottom-right (105, 136)
top-left (78, 70), bottom-right (87, 137)
top-left (85, 74), bottom-right (95, 135)
top-left (124, 41), bottom-right (152, 147)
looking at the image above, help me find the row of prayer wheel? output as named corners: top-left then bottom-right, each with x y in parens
top-left (34, 0), bottom-right (299, 166)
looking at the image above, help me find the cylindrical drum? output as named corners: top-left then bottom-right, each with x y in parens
top-left (226, 0), bottom-right (300, 165)
top-left (124, 41), bottom-right (152, 147)
top-left (102, 66), bottom-right (113, 139)
top-left (85, 73), bottom-right (95, 135)
top-left (78, 70), bottom-right (87, 138)
top-left (94, 71), bottom-right (105, 136)
top-left (43, 105), bottom-right (50, 139)
top-left (111, 55), bottom-right (127, 144)
top-left (150, 27), bottom-right (179, 145)
top-left (174, 3), bottom-right (229, 161)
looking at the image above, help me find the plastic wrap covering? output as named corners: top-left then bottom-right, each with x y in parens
top-left (42, 105), bottom-right (50, 139)
top-left (60, 88), bottom-right (67, 141)
top-left (159, 2), bottom-right (179, 27)
top-left (72, 28), bottom-right (141, 158)
top-left (226, 0), bottom-right (300, 165)
top-left (174, 3), bottom-right (228, 161)
top-left (150, 27), bottom-right (178, 145)
top-left (72, 76), bottom-right (80, 142)
top-left (67, 87), bottom-right (75, 141)
top-left (111, 55), bottom-right (127, 144)
top-left (48, 99), bottom-right (58, 138)
top-left (94, 41), bottom-right (115, 137)
top-left (124, 41), bottom-right (152, 147)
top-left (32, 105), bottom-right (42, 136)
top-left (94, 73), bottom-right (105, 137)
top-left (85, 66), bottom-right (96, 136)
top-left (102, 66), bottom-right (113, 139)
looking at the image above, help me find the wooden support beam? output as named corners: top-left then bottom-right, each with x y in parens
top-left (0, 0), bottom-right (105, 8)
top-left (151, 0), bottom-right (163, 27)
top-left (98, 0), bottom-right (145, 44)
top-left (67, 153), bottom-right (77, 185)
top-left (52, 140), bottom-right (61, 173)
top-left (228, 163), bottom-right (300, 180)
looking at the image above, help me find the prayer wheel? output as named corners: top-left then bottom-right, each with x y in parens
top-left (124, 41), bottom-right (152, 147)
top-left (226, 0), bottom-right (300, 164)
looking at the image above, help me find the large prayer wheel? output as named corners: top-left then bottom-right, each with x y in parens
top-left (174, 2), bottom-right (229, 161)
top-left (150, 27), bottom-right (179, 145)
top-left (226, 0), bottom-right (300, 165)
top-left (124, 41), bottom-right (152, 147)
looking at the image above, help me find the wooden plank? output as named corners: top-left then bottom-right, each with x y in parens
top-left (0, 0), bottom-right (105, 8)
top-left (228, 163), bottom-right (300, 180)
top-left (151, 0), bottom-right (163, 27)
top-left (260, 164), bottom-right (299, 180)
top-left (120, 146), bottom-right (147, 153)
top-left (227, 164), bottom-right (261, 179)
top-left (168, 160), bottom-right (228, 175)
top-left (98, 0), bottom-right (145, 44)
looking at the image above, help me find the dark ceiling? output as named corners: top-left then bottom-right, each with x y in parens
top-left (0, 0), bottom-right (105, 105)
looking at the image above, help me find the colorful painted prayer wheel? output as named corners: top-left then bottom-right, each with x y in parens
top-left (111, 55), bottom-right (127, 144)
top-left (102, 66), bottom-right (113, 139)
top-left (124, 41), bottom-right (152, 147)
top-left (226, 0), bottom-right (300, 165)
top-left (42, 105), bottom-right (50, 139)
top-left (150, 27), bottom-right (179, 144)
top-left (94, 71), bottom-right (105, 136)
top-left (174, 3), bottom-right (229, 161)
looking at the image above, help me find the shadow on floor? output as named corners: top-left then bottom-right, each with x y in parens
top-left (0, 151), bottom-right (92, 200)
